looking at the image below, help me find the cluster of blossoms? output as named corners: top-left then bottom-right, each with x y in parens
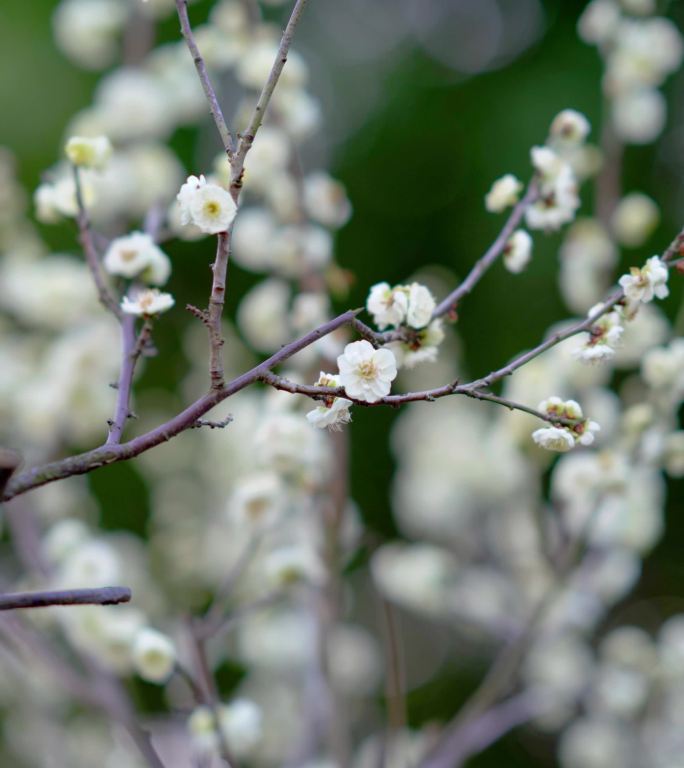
top-left (532, 397), bottom-right (601, 453)
top-left (579, 0), bottom-right (683, 144)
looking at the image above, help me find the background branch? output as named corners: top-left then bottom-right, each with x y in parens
top-left (0, 586), bottom-right (131, 611)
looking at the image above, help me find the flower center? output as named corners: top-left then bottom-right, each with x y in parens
top-left (204, 201), bottom-right (220, 216)
top-left (120, 248), bottom-right (138, 262)
top-left (357, 360), bottom-right (377, 380)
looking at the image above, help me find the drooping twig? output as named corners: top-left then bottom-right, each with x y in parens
top-left (229, 0), bottom-right (311, 194)
top-left (433, 180), bottom-right (539, 319)
top-left (175, 0), bottom-right (235, 156)
top-left (0, 586), bottom-right (131, 611)
top-left (72, 165), bottom-right (122, 319)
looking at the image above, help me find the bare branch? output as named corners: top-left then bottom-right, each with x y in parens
top-left (208, 231), bottom-right (231, 390)
top-left (0, 586), bottom-right (131, 611)
top-left (229, 0), bottom-right (311, 194)
top-left (0, 449), bottom-right (21, 497)
top-left (72, 165), bottom-right (122, 319)
top-left (107, 317), bottom-right (153, 445)
top-left (1, 309), bottom-right (360, 501)
top-left (433, 180), bottom-right (539, 319)
top-left (175, 0), bottom-right (235, 156)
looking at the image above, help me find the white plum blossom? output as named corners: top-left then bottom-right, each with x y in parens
top-left (618, 256), bottom-right (669, 304)
top-left (65, 135), bottom-right (112, 169)
top-left (532, 426), bottom-right (577, 452)
top-left (406, 283), bottom-right (436, 329)
top-left (527, 146), bottom-right (580, 231)
top-left (306, 372), bottom-right (353, 431)
top-left (386, 319), bottom-right (445, 369)
top-left (103, 231), bottom-right (171, 284)
top-left (485, 174), bottom-right (523, 213)
top-left (504, 230), bottom-right (533, 273)
top-left (177, 174), bottom-right (237, 234)
top-left (132, 628), bottom-right (176, 683)
top-left (573, 304), bottom-right (624, 365)
top-left (533, 397), bottom-right (600, 451)
top-left (550, 109), bottom-right (591, 146)
top-left (366, 282), bottom-right (435, 330)
top-left (366, 282), bottom-right (409, 329)
top-left (121, 288), bottom-right (175, 317)
top-left (337, 341), bottom-right (397, 403)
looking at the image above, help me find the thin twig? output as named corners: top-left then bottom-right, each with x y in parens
top-left (72, 165), bottom-right (122, 319)
top-left (1, 309), bottom-right (360, 501)
top-left (107, 317), bottom-right (153, 444)
top-left (433, 181), bottom-right (539, 318)
top-left (0, 449), bottom-right (21, 497)
top-left (229, 0), bottom-right (311, 195)
top-left (187, 621), bottom-right (238, 767)
top-left (0, 586), bottom-right (131, 611)
top-left (175, 0), bottom-right (235, 156)
top-left (207, 232), bottom-right (231, 390)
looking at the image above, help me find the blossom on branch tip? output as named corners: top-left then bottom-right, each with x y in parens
top-left (121, 288), bottom-right (174, 317)
top-left (504, 230), bottom-right (533, 273)
top-left (65, 135), bottom-right (112, 169)
top-left (549, 109), bottom-right (591, 146)
top-left (527, 146), bottom-right (580, 231)
top-left (337, 341), bottom-right (397, 403)
top-left (177, 174), bottom-right (237, 234)
top-left (485, 174), bottom-right (523, 213)
top-left (618, 255), bottom-right (669, 304)
top-left (573, 303), bottom-right (624, 365)
top-left (533, 397), bottom-right (600, 451)
top-left (306, 372), bottom-right (352, 431)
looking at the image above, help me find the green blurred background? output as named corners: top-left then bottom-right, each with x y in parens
top-left (2, 1), bottom-right (684, 764)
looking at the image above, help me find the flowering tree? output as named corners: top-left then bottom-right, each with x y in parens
top-left (1, 0), bottom-right (684, 766)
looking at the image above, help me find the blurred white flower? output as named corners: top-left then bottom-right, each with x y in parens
top-left (484, 173), bottom-right (522, 213)
top-left (303, 171), bottom-right (352, 228)
top-left (104, 231), bottom-right (170, 284)
top-left (65, 135), bottom-right (112, 170)
top-left (549, 109), bottom-right (591, 146)
top-left (132, 628), bottom-right (176, 683)
top-left (611, 193), bottom-right (659, 247)
top-left (121, 288), bottom-right (175, 317)
top-left (504, 229), bottom-right (533, 273)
